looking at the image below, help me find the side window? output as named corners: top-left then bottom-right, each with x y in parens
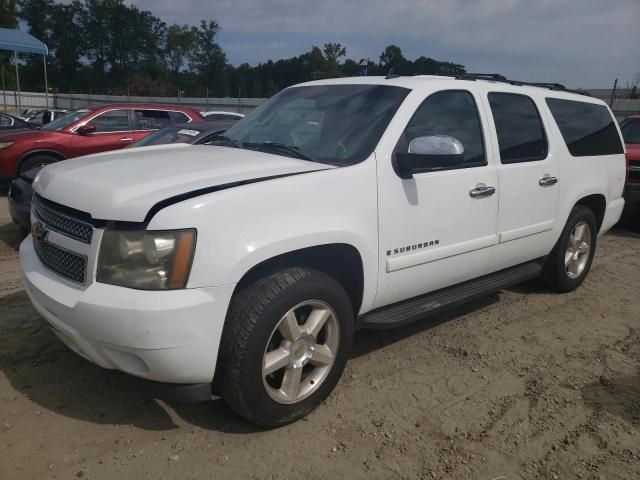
top-left (0, 114), bottom-right (12, 126)
top-left (90, 109), bottom-right (130, 132)
top-left (546, 98), bottom-right (624, 156)
top-left (169, 111), bottom-right (190, 124)
top-left (488, 93), bottom-right (547, 163)
top-left (621, 118), bottom-right (640, 145)
top-left (134, 110), bottom-right (172, 130)
top-left (396, 90), bottom-right (486, 168)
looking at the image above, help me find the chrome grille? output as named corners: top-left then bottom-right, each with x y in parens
top-left (32, 194), bottom-right (94, 243)
top-left (33, 237), bottom-right (87, 284)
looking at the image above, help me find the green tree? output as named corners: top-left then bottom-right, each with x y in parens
top-left (18, 0), bottom-right (54, 42)
top-left (379, 44), bottom-right (406, 71)
top-left (189, 19), bottom-right (227, 96)
top-left (0, 0), bottom-right (18, 28)
top-left (48, 1), bottom-right (84, 91)
top-left (323, 42), bottom-right (345, 75)
top-left (164, 24), bottom-right (197, 81)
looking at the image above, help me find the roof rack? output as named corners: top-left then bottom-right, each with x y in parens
top-left (455, 72), bottom-right (591, 96)
top-left (456, 73), bottom-right (507, 82)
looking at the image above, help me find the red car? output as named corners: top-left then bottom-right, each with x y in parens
top-left (620, 115), bottom-right (640, 215)
top-left (0, 103), bottom-right (204, 182)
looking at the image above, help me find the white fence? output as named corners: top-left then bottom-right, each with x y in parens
top-left (1, 89), bottom-right (638, 118)
top-left (0, 90), bottom-right (266, 115)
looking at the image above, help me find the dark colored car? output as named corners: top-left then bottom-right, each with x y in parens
top-left (8, 120), bottom-right (238, 234)
top-left (7, 166), bottom-right (39, 235)
top-left (0, 103), bottom-right (204, 183)
top-left (129, 120), bottom-right (238, 148)
top-left (620, 115), bottom-right (640, 216)
top-left (0, 112), bottom-right (32, 131)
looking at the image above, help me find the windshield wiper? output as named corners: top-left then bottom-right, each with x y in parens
top-left (243, 141), bottom-right (315, 162)
top-left (207, 134), bottom-right (241, 148)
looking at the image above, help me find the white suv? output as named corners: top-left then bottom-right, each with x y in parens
top-left (20, 74), bottom-right (626, 426)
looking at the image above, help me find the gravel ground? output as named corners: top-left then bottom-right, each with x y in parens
top-left (1, 195), bottom-right (639, 480)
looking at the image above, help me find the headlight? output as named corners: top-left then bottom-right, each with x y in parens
top-left (0, 142), bottom-right (14, 149)
top-left (97, 229), bottom-right (196, 290)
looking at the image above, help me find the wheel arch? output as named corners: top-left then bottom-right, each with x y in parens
top-left (574, 193), bottom-right (606, 232)
top-left (232, 243), bottom-right (366, 317)
top-left (17, 149), bottom-right (66, 175)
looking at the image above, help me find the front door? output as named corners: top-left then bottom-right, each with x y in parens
top-left (70, 108), bottom-right (133, 156)
top-left (375, 88), bottom-right (500, 307)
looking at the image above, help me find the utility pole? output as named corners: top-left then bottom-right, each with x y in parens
top-left (1, 63), bottom-right (6, 112)
top-left (609, 78), bottom-right (618, 107)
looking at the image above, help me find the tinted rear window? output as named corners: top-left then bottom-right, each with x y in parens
top-left (545, 98), bottom-right (623, 156)
top-left (620, 118), bottom-right (640, 145)
top-left (488, 93), bottom-right (548, 164)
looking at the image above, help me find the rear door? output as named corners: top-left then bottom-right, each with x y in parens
top-left (70, 108), bottom-right (133, 155)
top-left (129, 109), bottom-right (174, 143)
top-left (480, 90), bottom-right (559, 270)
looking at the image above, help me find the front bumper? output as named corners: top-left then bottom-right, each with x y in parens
top-left (623, 184), bottom-right (640, 212)
top-left (7, 177), bottom-right (32, 231)
top-left (20, 237), bottom-right (236, 385)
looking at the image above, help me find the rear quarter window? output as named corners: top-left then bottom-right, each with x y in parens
top-left (545, 98), bottom-right (624, 156)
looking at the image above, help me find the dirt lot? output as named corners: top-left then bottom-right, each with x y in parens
top-left (1, 195), bottom-right (639, 480)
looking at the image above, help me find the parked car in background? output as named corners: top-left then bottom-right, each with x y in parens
top-left (8, 119), bottom-right (240, 235)
top-left (23, 109), bottom-right (69, 127)
top-left (620, 115), bottom-right (640, 216)
top-left (0, 112), bottom-right (33, 130)
top-left (201, 111), bottom-right (244, 121)
top-left (0, 103), bottom-right (204, 183)
top-left (129, 120), bottom-right (239, 148)
top-left (7, 166), bottom-right (38, 235)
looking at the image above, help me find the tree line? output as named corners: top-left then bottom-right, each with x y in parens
top-left (0, 0), bottom-right (467, 98)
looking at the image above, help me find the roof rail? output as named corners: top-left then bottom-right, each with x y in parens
top-left (385, 67), bottom-right (401, 80)
top-left (455, 73), bottom-right (591, 97)
top-left (455, 73), bottom-right (508, 82)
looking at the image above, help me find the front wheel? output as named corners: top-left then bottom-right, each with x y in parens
top-left (218, 267), bottom-right (354, 427)
top-left (542, 205), bottom-right (597, 292)
top-left (18, 154), bottom-right (58, 175)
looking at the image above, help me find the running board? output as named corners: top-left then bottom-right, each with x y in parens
top-left (359, 260), bottom-right (544, 330)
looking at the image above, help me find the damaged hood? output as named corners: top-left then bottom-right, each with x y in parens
top-left (33, 143), bottom-right (332, 222)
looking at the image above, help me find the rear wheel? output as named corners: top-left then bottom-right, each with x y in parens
top-left (219, 267), bottom-right (354, 427)
top-left (542, 205), bottom-right (597, 292)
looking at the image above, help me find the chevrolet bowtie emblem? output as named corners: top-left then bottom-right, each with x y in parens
top-left (31, 222), bottom-right (48, 243)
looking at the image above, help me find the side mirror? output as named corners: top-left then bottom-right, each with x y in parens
top-left (77, 124), bottom-right (96, 136)
top-left (394, 135), bottom-right (464, 178)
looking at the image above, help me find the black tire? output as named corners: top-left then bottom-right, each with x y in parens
top-left (219, 267), bottom-right (354, 427)
top-left (542, 205), bottom-right (597, 292)
top-left (18, 154), bottom-right (58, 175)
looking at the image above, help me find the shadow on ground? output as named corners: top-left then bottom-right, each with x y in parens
top-left (0, 220), bottom-right (22, 251)
top-left (0, 287), bottom-right (507, 433)
top-left (0, 290), bottom-right (261, 434)
top-left (582, 375), bottom-right (640, 426)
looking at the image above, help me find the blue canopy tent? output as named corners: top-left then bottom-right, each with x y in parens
top-left (0, 28), bottom-right (49, 112)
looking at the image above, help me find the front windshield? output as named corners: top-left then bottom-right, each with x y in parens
top-left (41, 109), bottom-right (90, 131)
top-left (621, 118), bottom-right (640, 144)
top-left (218, 84), bottom-right (409, 165)
top-left (130, 127), bottom-right (203, 148)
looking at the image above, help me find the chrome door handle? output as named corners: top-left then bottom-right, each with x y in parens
top-left (469, 185), bottom-right (496, 198)
top-left (539, 175), bottom-right (558, 186)
top-left (120, 137), bottom-right (133, 143)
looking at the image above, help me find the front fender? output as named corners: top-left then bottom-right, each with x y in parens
top-left (148, 159), bottom-right (379, 311)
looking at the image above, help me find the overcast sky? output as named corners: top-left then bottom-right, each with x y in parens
top-left (131, 0), bottom-right (638, 88)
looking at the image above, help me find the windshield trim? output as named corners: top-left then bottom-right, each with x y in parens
top-left (221, 84), bottom-right (410, 167)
